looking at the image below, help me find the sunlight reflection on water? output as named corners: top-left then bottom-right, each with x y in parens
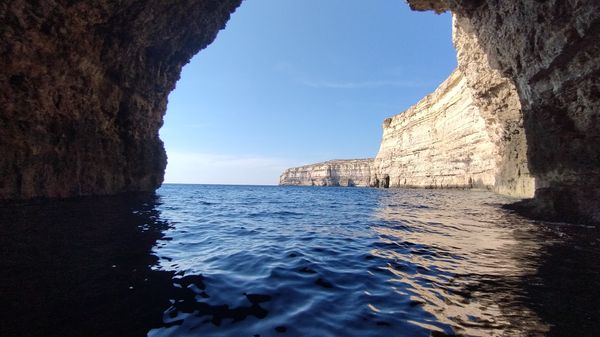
top-left (1, 185), bottom-right (598, 337)
top-left (147, 185), bottom-right (587, 336)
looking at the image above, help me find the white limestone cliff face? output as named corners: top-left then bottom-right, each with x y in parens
top-left (282, 63), bottom-right (530, 194)
top-left (371, 69), bottom-right (498, 190)
top-left (370, 17), bottom-right (535, 197)
top-left (279, 159), bottom-right (373, 187)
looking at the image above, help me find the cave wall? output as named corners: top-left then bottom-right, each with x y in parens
top-left (462, 0), bottom-right (600, 223)
top-left (409, 0), bottom-right (600, 223)
top-left (279, 159), bottom-right (373, 187)
top-left (451, 15), bottom-right (534, 198)
top-left (0, 0), bottom-right (241, 199)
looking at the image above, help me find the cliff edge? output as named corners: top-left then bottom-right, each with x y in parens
top-left (280, 159), bottom-right (373, 187)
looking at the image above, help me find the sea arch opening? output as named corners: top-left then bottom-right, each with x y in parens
top-left (1, 0), bottom-right (598, 223)
top-left (159, 0), bottom-right (457, 186)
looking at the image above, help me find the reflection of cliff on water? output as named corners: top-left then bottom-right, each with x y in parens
top-left (0, 194), bottom-right (269, 337)
top-left (371, 189), bottom-right (600, 336)
top-left (372, 190), bottom-right (541, 335)
top-left (1, 188), bottom-right (598, 337)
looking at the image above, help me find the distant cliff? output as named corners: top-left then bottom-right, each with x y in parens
top-left (280, 68), bottom-right (520, 192)
top-left (288, 69), bottom-right (513, 192)
top-left (279, 159), bottom-right (373, 187)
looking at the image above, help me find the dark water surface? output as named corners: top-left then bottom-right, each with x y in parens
top-left (1, 184), bottom-right (599, 337)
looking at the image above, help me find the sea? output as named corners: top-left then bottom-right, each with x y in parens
top-left (1, 184), bottom-right (599, 337)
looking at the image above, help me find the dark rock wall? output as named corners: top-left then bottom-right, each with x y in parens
top-left (0, 0), bottom-right (241, 199)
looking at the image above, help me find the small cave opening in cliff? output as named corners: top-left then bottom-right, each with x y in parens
top-left (159, 0), bottom-right (457, 186)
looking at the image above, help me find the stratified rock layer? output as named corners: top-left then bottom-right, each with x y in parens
top-left (371, 15), bottom-right (536, 198)
top-left (280, 159), bottom-right (373, 187)
top-left (371, 69), bottom-right (498, 190)
top-left (0, 0), bottom-right (241, 199)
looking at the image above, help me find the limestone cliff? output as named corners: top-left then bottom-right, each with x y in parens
top-left (370, 15), bottom-right (535, 198)
top-left (280, 159), bottom-right (373, 187)
top-left (0, 0), bottom-right (241, 199)
top-left (371, 69), bottom-right (498, 190)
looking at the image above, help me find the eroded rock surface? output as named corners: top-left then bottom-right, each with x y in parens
top-left (451, 16), bottom-right (535, 198)
top-left (407, 0), bottom-right (600, 223)
top-left (372, 69), bottom-right (498, 190)
top-left (0, 0), bottom-right (241, 199)
top-left (279, 159), bottom-right (373, 187)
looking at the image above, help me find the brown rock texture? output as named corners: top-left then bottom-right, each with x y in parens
top-left (406, 0), bottom-right (449, 14)
top-left (0, 0), bottom-right (241, 199)
top-left (462, 1), bottom-right (600, 224)
top-left (279, 159), bottom-right (373, 187)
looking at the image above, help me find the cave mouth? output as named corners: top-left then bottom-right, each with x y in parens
top-left (159, 0), bottom-right (456, 186)
top-left (381, 176), bottom-right (390, 189)
top-left (3, 1), bottom-right (597, 223)
top-left (2, 2), bottom-right (600, 336)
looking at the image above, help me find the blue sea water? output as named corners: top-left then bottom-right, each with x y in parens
top-left (1, 184), bottom-right (599, 337)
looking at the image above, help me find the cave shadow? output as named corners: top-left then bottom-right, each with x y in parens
top-left (466, 211), bottom-right (600, 336)
top-left (0, 194), bottom-right (269, 337)
top-left (518, 222), bottom-right (600, 337)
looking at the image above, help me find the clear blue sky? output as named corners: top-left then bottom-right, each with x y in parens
top-left (161, 0), bottom-right (456, 185)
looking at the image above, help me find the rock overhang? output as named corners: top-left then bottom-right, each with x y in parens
top-left (406, 0), bottom-right (449, 14)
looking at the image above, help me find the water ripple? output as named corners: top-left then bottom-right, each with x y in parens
top-left (1, 185), bottom-right (598, 337)
top-left (143, 185), bottom-right (599, 336)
